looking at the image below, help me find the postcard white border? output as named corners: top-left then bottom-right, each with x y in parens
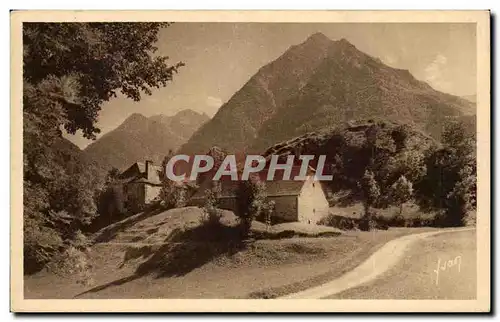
top-left (10, 10), bottom-right (490, 313)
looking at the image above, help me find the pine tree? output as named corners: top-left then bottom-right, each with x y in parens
top-left (390, 175), bottom-right (413, 216)
top-left (360, 170), bottom-right (381, 216)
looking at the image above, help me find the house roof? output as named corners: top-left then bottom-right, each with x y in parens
top-left (119, 161), bottom-right (162, 185)
top-left (127, 176), bottom-right (161, 185)
top-left (190, 164), bottom-right (327, 201)
top-left (265, 180), bottom-right (305, 197)
top-left (191, 175), bottom-right (313, 200)
top-left (135, 162), bottom-right (146, 173)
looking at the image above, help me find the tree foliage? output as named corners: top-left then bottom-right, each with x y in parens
top-left (268, 119), bottom-right (475, 229)
top-left (159, 150), bottom-right (178, 208)
top-left (390, 175), bottom-right (413, 216)
top-left (416, 120), bottom-right (476, 226)
top-left (159, 151), bottom-right (198, 209)
top-left (360, 170), bottom-right (380, 216)
top-left (92, 167), bottom-right (123, 231)
top-left (23, 22), bottom-right (183, 139)
top-left (23, 23), bottom-right (181, 273)
top-left (201, 181), bottom-right (223, 226)
top-left (236, 174), bottom-right (272, 238)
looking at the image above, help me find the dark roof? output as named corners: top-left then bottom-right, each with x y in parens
top-left (119, 161), bottom-right (162, 185)
top-left (127, 176), bottom-right (161, 185)
top-left (189, 165), bottom-right (321, 200)
top-left (265, 180), bottom-right (305, 197)
top-left (191, 177), bottom-right (309, 200)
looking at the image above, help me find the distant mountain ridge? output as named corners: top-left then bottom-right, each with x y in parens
top-left (83, 109), bottom-right (209, 171)
top-left (179, 33), bottom-right (475, 154)
top-left (462, 94), bottom-right (477, 103)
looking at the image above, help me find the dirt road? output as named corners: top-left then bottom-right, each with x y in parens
top-left (281, 228), bottom-right (475, 299)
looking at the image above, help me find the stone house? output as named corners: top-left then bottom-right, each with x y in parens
top-left (113, 160), bottom-right (162, 213)
top-left (188, 167), bottom-right (330, 224)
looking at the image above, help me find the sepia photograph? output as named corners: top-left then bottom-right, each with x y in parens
top-left (10, 10), bottom-right (490, 312)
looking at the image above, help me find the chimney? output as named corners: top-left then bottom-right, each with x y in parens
top-left (145, 160), bottom-right (153, 181)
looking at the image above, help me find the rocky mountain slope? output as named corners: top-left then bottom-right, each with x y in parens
top-left (83, 109), bottom-right (209, 171)
top-left (179, 33), bottom-right (475, 154)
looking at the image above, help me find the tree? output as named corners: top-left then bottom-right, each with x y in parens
top-left (391, 124), bottom-right (411, 152)
top-left (264, 200), bottom-right (276, 232)
top-left (359, 169), bottom-right (380, 227)
top-left (159, 150), bottom-right (198, 209)
top-left (445, 165), bottom-right (476, 226)
top-left (236, 174), bottom-right (269, 238)
top-left (93, 167), bottom-right (123, 230)
top-left (23, 23), bottom-right (182, 272)
top-left (105, 167), bottom-right (121, 184)
top-left (199, 146), bottom-right (227, 184)
top-left (390, 175), bottom-right (413, 216)
top-left (23, 23), bottom-right (183, 139)
top-left (395, 149), bottom-right (427, 184)
top-left (416, 120), bottom-right (476, 226)
top-left (360, 170), bottom-right (380, 214)
top-left (159, 150), bottom-right (177, 208)
top-left (201, 181), bottom-right (223, 226)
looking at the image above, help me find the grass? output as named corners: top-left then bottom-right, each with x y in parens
top-left (244, 227), bottom-right (437, 299)
top-left (24, 206), bottom-right (439, 299)
top-left (25, 228), bottom-right (437, 299)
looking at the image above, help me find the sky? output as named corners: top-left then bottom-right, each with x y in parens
top-left (65, 22), bottom-right (477, 149)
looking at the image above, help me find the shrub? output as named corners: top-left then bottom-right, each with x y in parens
top-left (319, 213), bottom-right (358, 230)
top-left (236, 174), bottom-right (273, 239)
top-left (47, 231), bottom-right (94, 286)
top-left (200, 182), bottom-right (222, 227)
top-left (359, 209), bottom-right (380, 231)
top-left (372, 215), bottom-right (390, 230)
top-left (385, 213), bottom-right (433, 228)
top-left (24, 217), bottom-right (64, 274)
top-left (388, 214), bottom-right (406, 227)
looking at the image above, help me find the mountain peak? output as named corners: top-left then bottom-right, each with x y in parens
top-left (180, 30), bottom-right (473, 155)
top-left (302, 32), bottom-right (333, 48)
top-left (83, 110), bottom-right (208, 171)
top-left (170, 109), bottom-right (210, 123)
top-left (121, 113), bottom-right (148, 127)
top-left (173, 109), bottom-right (202, 118)
top-left (307, 32), bottom-right (330, 41)
top-left (337, 38), bottom-right (354, 47)
top-left (128, 112), bottom-right (147, 120)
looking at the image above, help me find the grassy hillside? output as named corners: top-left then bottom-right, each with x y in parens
top-left (24, 206), bottom-right (437, 299)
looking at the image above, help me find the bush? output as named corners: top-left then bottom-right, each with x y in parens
top-left (372, 215), bottom-right (390, 230)
top-left (385, 213), bottom-right (433, 228)
top-left (387, 214), bottom-right (406, 227)
top-left (199, 182), bottom-right (222, 227)
top-left (318, 213), bottom-right (359, 230)
top-left (24, 217), bottom-right (64, 274)
top-left (46, 231), bottom-right (94, 286)
top-left (359, 216), bottom-right (377, 231)
top-left (359, 209), bottom-right (381, 231)
top-left (236, 175), bottom-right (273, 239)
